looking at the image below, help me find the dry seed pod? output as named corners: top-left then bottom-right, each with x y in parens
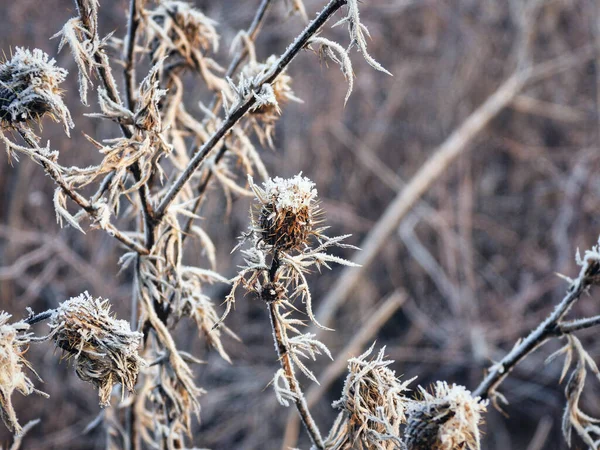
top-left (328, 344), bottom-right (412, 448)
top-left (49, 292), bottom-right (144, 407)
top-left (250, 174), bottom-right (319, 251)
top-left (405, 382), bottom-right (487, 450)
top-left (0, 47), bottom-right (73, 135)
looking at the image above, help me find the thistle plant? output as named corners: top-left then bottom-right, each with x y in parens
top-left (325, 344), bottom-right (414, 450)
top-left (2, 0), bottom-right (599, 449)
top-left (47, 292), bottom-right (145, 407)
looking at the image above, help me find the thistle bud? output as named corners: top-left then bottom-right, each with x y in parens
top-left (250, 174), bottom-right (318, 251)
top-left (49, 292), bottom-right (145, 407)
top-left (405, 382), bottom-right (487, 450)
top-left (0, 48), bottom-right (73, 135)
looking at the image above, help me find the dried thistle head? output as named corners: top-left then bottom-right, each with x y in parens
top-left (146, 1), bottom-right (219, 64)
top-left (0, 313), bottom-right (45, 435)
top-left (327, 344), bottom-right (413, 449)
top-left (405, 382), bottom-right (487, 450)
top-left (250, 174), bottom-right (319, 252)
top-left (48, 292), bottom-right (145, 407)
top-left (134, 61), bottom-right (167, 132)
top-left (0, 48), bottom-right (73, 135)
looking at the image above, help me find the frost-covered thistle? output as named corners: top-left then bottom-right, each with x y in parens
top-left (48, 292), bottom-right (145, 407)
top-left (252, 173), bottom-right (318, 251)
top-left (146, 1), bottom-right (219, 64)
top-left (0, 48), bottom-right (73, 135)
top-left (405, 382), bottom-right (487, 450)
top-left (0, 313), bottom-right (45, 435)
top-left (326, 344), bottom-right (413, 450)
top-left (218, 174), bottom-right (357, 328)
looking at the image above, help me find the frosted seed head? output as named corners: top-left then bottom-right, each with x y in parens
top-left (49, 292), bottom-right (145, 407)
top-left (252, 174), bottom-right (318, 251)
top-left (405, 382), bottom-right (487, 450)
top-left (0, 48), bottom-right (73, 135)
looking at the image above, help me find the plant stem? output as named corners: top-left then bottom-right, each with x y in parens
top-left (267, 301), bottom-right (325, 449)
top-left (73, 0), bottom-right (156, 250)
top-left (473, 280), bottom-right (586, 399)
top-left (123, 0), bottom-right (141, 112)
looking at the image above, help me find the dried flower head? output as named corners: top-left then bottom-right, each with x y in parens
top-left (48, 292), bottom-right (145, 407)
top-left (147, 1), bottom-right (219, 63)
top-left (326, 344), bottom-right (413, 449)
top-left (0, 48), bottom-right (73, 135)
top-left (250, 174), bottom-right (318, 251)
top-left (0, 313), bottom-right (45, 435)
top-left (234, 55), bottom-right (300, 146)
top-left (405, 382), bottom-right (487, 450)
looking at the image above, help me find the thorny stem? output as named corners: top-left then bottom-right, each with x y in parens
top-left (473, 279), bottom-right (586, 399)
top-left (559, 315), bottom-right (600, 334)
top-left (155, 0), bottom-right (348, 220)
top-left (267, 295), bottom-right (325, 449)
top-left (24, 310), bottom-right (53, 325)
top-left (16, 130), bottom-right (149, 255)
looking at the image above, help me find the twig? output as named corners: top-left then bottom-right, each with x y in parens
top-left (155, 0), bottom-right (348, 220)
top-left (24, 310), bottom-right (54, 325)
top-left (268, 300), bottom-right (325, 449)
top-left (472, 280), bottom-right (586, 399)
top-left (123, 0), bottom-right (142, 111)
top-left (557, 315), bottom-right (600, 335)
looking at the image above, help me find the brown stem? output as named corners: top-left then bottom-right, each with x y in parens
top-left (267, 301), bottom-right (325, 449)
top-left (473, 280), bottom-right (586, 399)
top-left (123, 0), bottom-right (142, 112)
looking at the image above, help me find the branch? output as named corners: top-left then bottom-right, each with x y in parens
top-left (557, 315), bottom-right (600, 335)
top-left (154, 0), bottom-right (348, 220)
top-left (472, 280), bottom-right (586, 399)
top-left (123, 0), bottom-right (142, 111)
